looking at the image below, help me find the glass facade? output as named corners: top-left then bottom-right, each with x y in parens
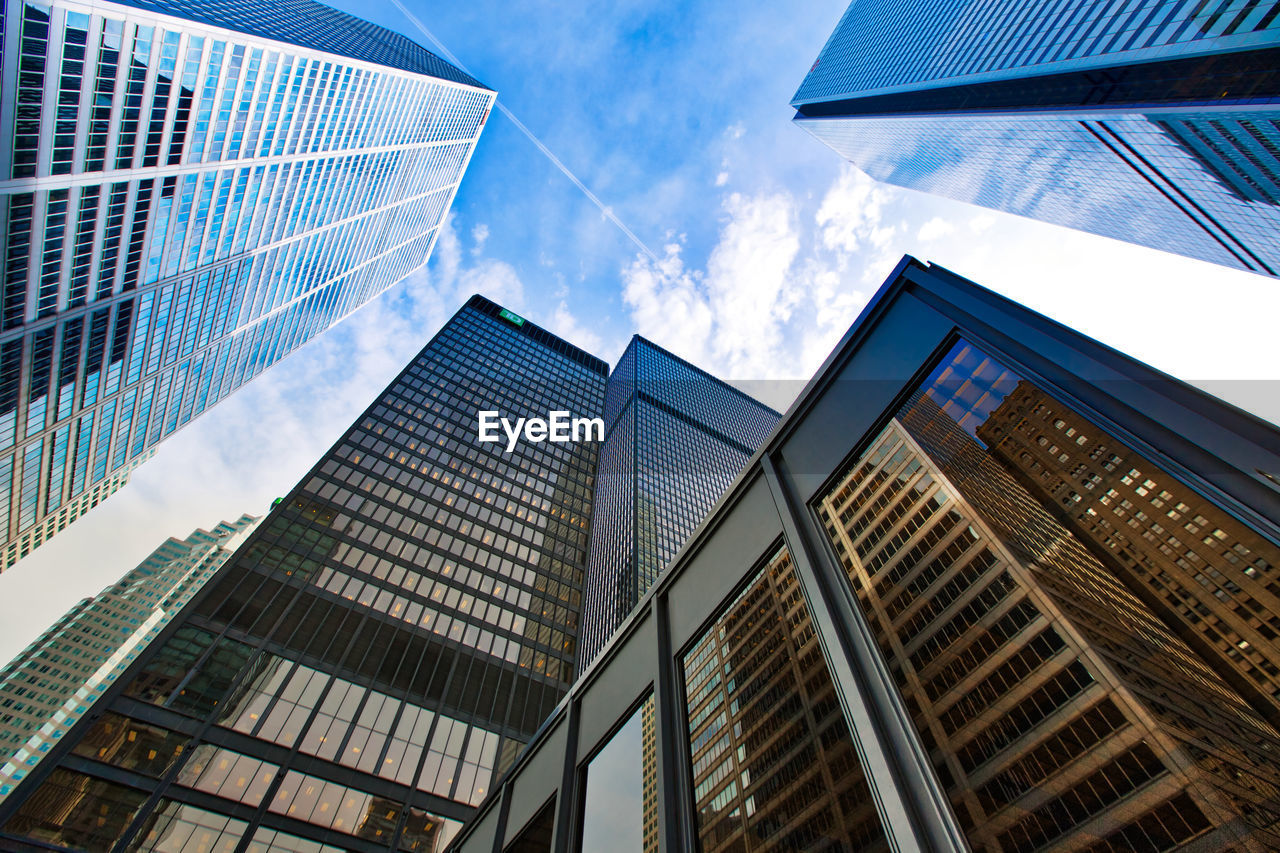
top-left (813, 340), bottom-right (1280, 850)
top-left (793, 0), bottom-right (1280, 276)
top-left (977, 372), bottom-right (1280, 721)
top-left (578, 694), bottom-right (652, 851)
top-left (577, 337), bottom-right (779, 674)
top-left (444, 258), bottom-right (1280, 853)
top-left (681, 547), bottom-right (886, 851)
top-left (0, 0), bottom-right (495, 568)
top-left (0, 296), bottom-right (607, 851)
top-left (0, 513), bottom-right (259, 801)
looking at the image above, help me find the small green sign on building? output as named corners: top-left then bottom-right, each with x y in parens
top-left (498, 308), bottom-right (526, 327)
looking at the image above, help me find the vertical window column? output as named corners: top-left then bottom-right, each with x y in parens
top-left (36, 188), bottom-right (70, 318)
top-left (84, 19), bottom-right (122, 172)
top-left (51, 12), bottom-right (90, 175)
top-left (141, 30), bottom-right (180, 167)
top-left (26, 327), bottom-right (55, 439)
top-left (0, 341), bottom-right (23, 452)
top-left (2, 194), bottom-right (35, 330)
top-left (114, 24), bottom-right (154, 170)
top-left (68, 186), bottom-right (100, 309)
top-left (11, 3), bottom-right (51, 180)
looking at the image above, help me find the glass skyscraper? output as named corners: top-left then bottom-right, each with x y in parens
top-left (0, 0), bottom-right (495, 568)
top-left (576, 336), bottom-right (779, 673)
top-left (444, 258), bottom-right (1280, 853)
top-left (793, 0), bottom-right (1280, 276)
top-left (0, 295), bottom-right (606, 852)
top-left (0, 513), bottom-right (259, 801)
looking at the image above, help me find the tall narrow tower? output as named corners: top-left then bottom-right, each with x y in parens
top-left (0, 0), bottom-right (494, 567)
top-left (0, 296), bottom-right (606, 852)
top-left (577, 336), bottom-right (778, 673)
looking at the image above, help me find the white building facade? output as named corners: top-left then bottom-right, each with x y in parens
top-left (0, 512), bottom-right (260, 800)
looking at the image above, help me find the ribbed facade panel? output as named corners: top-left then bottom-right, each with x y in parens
top-left (0, 0), bottom-right (495, 567)
top-left (795, 0), bottom-right (1280, 103)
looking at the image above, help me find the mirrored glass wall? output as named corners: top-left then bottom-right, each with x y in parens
top-left (815, 340), bottom-right (1280, 851)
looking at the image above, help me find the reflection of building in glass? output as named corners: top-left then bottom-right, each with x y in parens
top-left (978, 379), bottom-right (1280, 725)
top-left (641, 695), bottom-right (658, 853)
top-left (682, 548), bottom-right (885, 852)
top-left (578, 337), bottom-right (778, 672)
top-left (0, 513), bottom-right (258, 800)
top-left (793, 1), bottom-right (1280, 276)
top-left (0, 0), bottom-right (494, 569)
top-left (0, 296), bottom-right (606, 851)
top-left (815, 345), bottom-right (1280, 851)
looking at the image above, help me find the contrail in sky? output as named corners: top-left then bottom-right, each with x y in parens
top-left (389, 0), bottom-right (662, 265)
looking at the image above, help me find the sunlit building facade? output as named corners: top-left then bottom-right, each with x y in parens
top-left (577, 337), bottom-right (778, 673)
top-left (0, 0), bottom-right (495, 568)
top-left (0, 296), bottom-right (606, 852)
top-left (793, 0), bottom-right (1280, 276)
top-left (0, 513), bottom-right (259, 801)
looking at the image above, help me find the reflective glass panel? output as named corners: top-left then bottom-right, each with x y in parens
top-left (579, 694), bottom-right (654, 851)
top-left (815, 339), bottom-right (1280, 850)
top-left (505, 797), bottom-right (555, 852)
top-left (0, 768), bottom-right (147, 849)
top-left (71, 712), bottom-right (188, 776)
top-left (681, 547), bottom-right (887, 851)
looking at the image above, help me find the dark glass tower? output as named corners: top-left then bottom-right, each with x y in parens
top-left (576, 336), bottom-right (779, 673)
top-left (0, 296), bottom-right (606, 852)
top-left (792, 0), bottom-right (1280, 276)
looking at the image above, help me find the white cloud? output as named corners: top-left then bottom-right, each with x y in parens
top-left (622, 241), bottom-right (715, 369)
top-left (917, 216), bottom-right (954, 242)
top-left (703, 192), bottom-right (801, 376)
top-left (714, 171), bottom-right (729, 186)
top-left (454, 259), bottom-right (525, 309)
top-left (620, 179), bottom-right (870, 399)
top-left (425, 217), bottom-right (525, 310)
top-left (970, 213), bottom-right (996, 233)
top-left (814, 166), bottom-right (898, 270)
top-left (547, 299), bottom-right (605, 356)
top-left (471, 222), bottom-right (490, 256)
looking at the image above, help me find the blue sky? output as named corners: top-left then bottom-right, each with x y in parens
top-left (1, 0), bottom-right (1278, 662)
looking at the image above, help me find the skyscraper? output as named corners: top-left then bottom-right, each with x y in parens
top-left (0, 295), bottom-right (606, 852)
top-left (792, 1), bottom-right (1280, 276)
top-left (445, 258), bottom-right (1280, 853)
top-left (576, 336), bottom-right (779, 673)
top-left (0, 0), bottom-right (495, 568)
top-left (0, 513), bottom-right (259, 800)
